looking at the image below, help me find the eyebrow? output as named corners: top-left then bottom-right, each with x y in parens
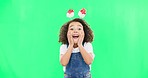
top-left (78, 25), bottom-right (83, 27)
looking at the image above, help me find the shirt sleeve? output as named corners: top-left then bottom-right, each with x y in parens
top-left (60, 44), bottom-right (67, 55)
top-left (84, 42), bottom-right (95, 59)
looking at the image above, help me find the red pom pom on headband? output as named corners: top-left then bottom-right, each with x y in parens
top-left (78, 8), bottom-right (86, 18)
top-left (66, 9), bottom-right (74, 18)
top-left (66, 8), bottom-right (86, 18)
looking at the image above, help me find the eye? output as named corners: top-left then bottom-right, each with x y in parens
top-left (70, 28), bottom-right (74, 30)
top-left (78, 28), bottom-right (82, 30)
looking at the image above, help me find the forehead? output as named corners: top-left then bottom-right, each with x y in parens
top-left (69, 22), bottom-right (83, 27)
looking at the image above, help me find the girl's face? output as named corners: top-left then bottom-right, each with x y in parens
top-left (68, 22), bottom-right (84, 44)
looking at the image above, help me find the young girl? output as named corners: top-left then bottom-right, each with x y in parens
top-left (59, 18), bottom-right (95, 78)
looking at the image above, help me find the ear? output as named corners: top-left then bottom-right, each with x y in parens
top-left (78, 8), bottom-right (86, 18)
top-left (66, 9), bottom-right (74, 18)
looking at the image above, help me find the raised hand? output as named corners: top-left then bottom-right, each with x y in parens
top-left (78, 31), bottom-right (84, 46)
top-left (67, 31), bottom-right (74, 46)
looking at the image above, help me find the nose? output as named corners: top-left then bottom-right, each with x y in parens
top-left (73, 28), bottom-right (78, 33)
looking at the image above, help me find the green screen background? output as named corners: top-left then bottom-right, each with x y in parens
top-left (0, 0), bottom-right (148, 78)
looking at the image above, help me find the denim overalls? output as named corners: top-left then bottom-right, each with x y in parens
top-left (64, 52), bottom-right (91, 78)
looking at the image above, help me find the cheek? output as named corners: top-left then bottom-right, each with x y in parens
top-left (67, 31), bottom-right (71, 36)
top-left (81, 31), bottom-right (85, 35)
top-left (67, 30), bottom-right (72, 34)
top-left (68, 30), bottom-right (73, 33)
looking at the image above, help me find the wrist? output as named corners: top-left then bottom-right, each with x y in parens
top-left (69, 43), bottom-right (74, 46)
top-left (68, 44), bottom-right (73, 48)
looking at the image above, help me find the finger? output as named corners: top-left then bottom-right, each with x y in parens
top-left (68, 32), bottom-right (72, 38)
top-left (78, 32), bottom-right (81, 37)
top-left (67, 31), bottom-right (70, 37)
top-left (70, 32), bottom-right (73, 39)
top-left (81, 31), bottom-right (84, 35)
top-left (81, 31), bottom-right (84, 38)
top-left (67, 32), bottom-right (71, 42)
top-left (70, 33), bottom-right (73, 40)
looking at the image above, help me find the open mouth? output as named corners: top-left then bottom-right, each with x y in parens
top-left (72, 35), bottom-right (79, 39)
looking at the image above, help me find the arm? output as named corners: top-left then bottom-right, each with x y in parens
top-left (78, 44), bottom-right (94, 65)
top-left (78, 31), bottom-right (94, 65)
top-left (60, 45), bottom-right (73, 66)
top-left (60, 31), bottom-right (74, 66)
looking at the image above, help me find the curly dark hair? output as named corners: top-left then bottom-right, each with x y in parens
top-left (58, 18), bottom-right (94, 44)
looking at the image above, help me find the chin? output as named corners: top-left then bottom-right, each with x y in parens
top-left (73, 39), bottom-right (78, 43)
top-left (74, 41), bottom-right (78, 44)
top-left (74, 42), bottom-right (78, 44)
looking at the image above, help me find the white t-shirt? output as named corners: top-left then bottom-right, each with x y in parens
top-left (59, 42), bottom-right (95, 72)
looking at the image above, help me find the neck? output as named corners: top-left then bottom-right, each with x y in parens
top-left (73, 43), bottom-right (78, 48)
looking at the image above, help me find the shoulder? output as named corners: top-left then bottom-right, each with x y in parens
top-left (60, 44), bottom-right (67, 48)
top-left (84, 42), bottom-right (93, 47)
top-left (84, 42), bottom-right (95, 58)
top-left (83, 42), bottom-right (93, 52)
top-left (60, 44), bottom-right (67, 54)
